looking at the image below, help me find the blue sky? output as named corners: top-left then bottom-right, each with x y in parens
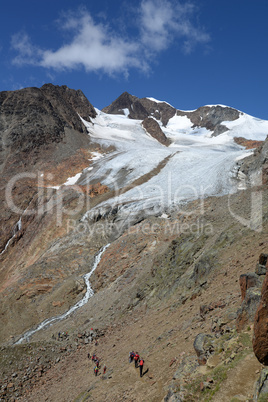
top-left (1, 0), bottom-right (268, 119)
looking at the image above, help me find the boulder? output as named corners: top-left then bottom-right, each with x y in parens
top-left (163, 390), bottom-right (183, 402)
top-left (193, 333), bottom-right (214, 365)
top-left (236, 287), bottom-right (261, 331)
top-left (253, 367), bottom-right (268, 401)
top-left (259, 253), bottom-right (268, 267)
top-left (255, 263), bottom-right (267, 276)
top-left (253, 270), bottom-right (268, 364)
top-left (239, 273), bottom-right (262, 301)
top-left (172, 355), bottom-right (198, 380)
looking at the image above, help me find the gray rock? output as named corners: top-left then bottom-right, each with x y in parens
top-left (256, 263), bottom-right (267, 276)
top-left (253, 367), bottom-right (268, 401)
top-left (173, 355), bottom-right (198, 380)
top-left (163, 388), bottom-right (183, 402)
top-left (193, 333), bottom-right (214, 360)
top-left (236, 287), bottom-right (262, 331)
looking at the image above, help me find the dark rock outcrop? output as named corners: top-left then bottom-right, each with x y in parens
top-left (259, 253), bottom-right (268, 267)
top-left (102, 92), bottom-right (148, 120)
top-left (142, 117), bottom-right (171, 146)
top-left (253, 264), bottom-right (268, 365)
top-left (139, 97), bottom-right (176, 126)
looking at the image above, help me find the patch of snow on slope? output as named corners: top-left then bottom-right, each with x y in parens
top-left (146, 97), bottom-right (174, 108)
top-left (90, 151), bottom-right (103, 161)
top-left (121, 108), bottom-right (130, 117)
top-left (205, 104), bottom-right (233, 108)
top-left (223, 113), bottom-right (268, 140)
top-left (64, 172), bottom-right (82, 186)
top-left (235, 150), bottom-right (254, 161)
top-left (166, 114), bottom-right (194, 134)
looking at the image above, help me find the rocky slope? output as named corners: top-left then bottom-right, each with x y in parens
top-left (1, 188), bottom-right (267, 401)
top-left (0, 84), bottom-right (98, 254)
top-left (0, 84), bottom-right (268, 401)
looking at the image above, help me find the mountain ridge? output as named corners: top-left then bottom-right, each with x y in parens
top-left (102, 91), bottom-right (241, 136)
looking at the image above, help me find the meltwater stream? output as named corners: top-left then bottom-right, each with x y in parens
top-left (15, 244), bottom-right (110, 344)
top-left (0, 218), bottom-right (22, 257)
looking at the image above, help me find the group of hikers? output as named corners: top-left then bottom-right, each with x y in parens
top-left (129, 351), bottom-right (145, 377)
top-left (89, 350), bottom-right (145, 378)
top-left (90, 353), bottom-right (107, 377)
top-left (88, 329), bottom-right (146, 379)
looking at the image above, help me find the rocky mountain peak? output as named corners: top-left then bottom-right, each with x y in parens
top-left (102, 91), bottom-right (148, 120)
top-left (177, 105), bottom-right (241, 136)
top-left (102, 92), bottom-right (243, 136)
top-left (0, 84), bottom-right (96, 174)
top-left (40, 83), bottom-right (97, 121)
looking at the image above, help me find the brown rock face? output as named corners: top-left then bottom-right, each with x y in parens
top-left (239, 273), bottom-right (261, 301)
top-left (238, 136), bottom-right (268, 185)
top-left (234, 137), bottom-right (264, 150)
top-left (253, 267), bottom-right (268, 364)
top-left (142, 117), bottom-right (171, 146)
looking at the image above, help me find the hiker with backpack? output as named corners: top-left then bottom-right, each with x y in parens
top-left (129, 351), bottom-right (135, 363)
top-left (139, 358), bottom-right (144, 377)
top-left (134, 352), bottom-right (140, 368)
top-left (94, 366), bottom-right (98, 376)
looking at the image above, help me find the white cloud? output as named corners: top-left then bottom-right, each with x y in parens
top-left (11, 33), bottom-right (42, 65)
top-left (11, 1), bottom-right (210, 75)
top-left (40, 12), bottom-right (143, 75)
top-left (140, 0), bottom-right (210, 53)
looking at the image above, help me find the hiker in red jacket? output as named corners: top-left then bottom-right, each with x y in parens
top-left (139, 358), bottom-right (144, 377)
top-left (134, 352), bottom-right (140, 368)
